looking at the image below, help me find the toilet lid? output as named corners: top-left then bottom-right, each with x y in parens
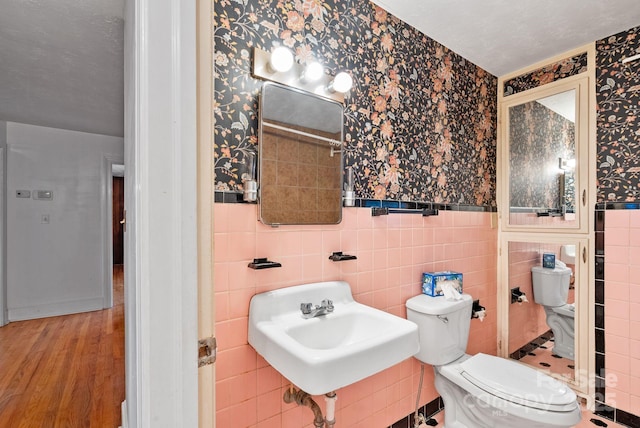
top-left (459, 353), bottom-right (577, 411)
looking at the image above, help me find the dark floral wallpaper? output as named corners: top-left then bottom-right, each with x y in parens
top-left (596, 25), bottom-right (640, 203)
top-left (503, 53), bottom-right (588, 97)
top-left (214, 0), bottom-right (497, 207)
top-left (509, 101), bottom-right (575, 210)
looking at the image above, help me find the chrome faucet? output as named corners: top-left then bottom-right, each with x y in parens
top-left (300, 299), bottom-right (334, 318)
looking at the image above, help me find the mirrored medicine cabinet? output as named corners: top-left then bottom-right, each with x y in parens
top-left (504, 236), bottom-right (589, 384)
top-left (500, 77), bottom-right (590, 233)
top-left (497, 47), bottom-right (595, 398)
top-left (258, 82), bottom-right (345, 226)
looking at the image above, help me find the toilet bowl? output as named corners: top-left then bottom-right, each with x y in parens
top-left (532, 263), bottom-right (575, 359)
top-left (406, 294), bottom-right (581, 428)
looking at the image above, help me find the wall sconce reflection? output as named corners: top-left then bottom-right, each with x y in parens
top-left (558, 157), bottom-right (576, 170)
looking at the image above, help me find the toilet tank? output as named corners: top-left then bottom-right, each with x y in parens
top-left (531, 265), bottom-right (571, 307)
top-left (405, 294), bottom-right (472, 366)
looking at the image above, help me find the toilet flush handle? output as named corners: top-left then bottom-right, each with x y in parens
top-left (437, 315), bottom-right (448, 324)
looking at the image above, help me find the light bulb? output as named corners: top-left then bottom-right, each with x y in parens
top-left (269, 47), bottom-right (294, 73)
top-left (301, 61), bottom-right (324, 83)
top-left (330, 71), bottom-right (353, 93)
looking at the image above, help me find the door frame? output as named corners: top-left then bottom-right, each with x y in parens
top-left (0, 145), bottom-right (6, 327)
top-left (123, 0), bottom-right (199, 426)
top-left (197, 0), bottom-right (215, 425)
top-left (102, 155), bottom-right (124, 309)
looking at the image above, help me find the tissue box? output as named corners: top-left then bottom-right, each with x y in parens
top-left (542, 253), bottom-right (556, 269)
top-left (422, 271), bottom-right (463, 297)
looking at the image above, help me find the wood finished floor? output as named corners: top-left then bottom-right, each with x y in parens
top-left (0, 265), bottom-right (125, 428)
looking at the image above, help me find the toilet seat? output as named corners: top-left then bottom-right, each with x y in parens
top-left (446, 353), bottom-right (577, 412)
top-left (552, 303), bottom-right (575, 318)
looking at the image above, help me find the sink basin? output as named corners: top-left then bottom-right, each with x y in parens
top-left (248, 281), bottom-right (420, 395)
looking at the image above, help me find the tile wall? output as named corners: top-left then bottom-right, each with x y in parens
top-left (214, 203), bottom-right (497, 427)
top-left (593, 23), bottom-right (640, 428)
top-left (595, 208), bottom-right (640, 427)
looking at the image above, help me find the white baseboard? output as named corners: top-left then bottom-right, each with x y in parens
top-left (7, 297), bottom-right (104, 321)
top-left (120, 400), bottom-right (128, 428)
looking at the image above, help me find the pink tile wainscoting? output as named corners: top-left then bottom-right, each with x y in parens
top-left (604, 209), bottom-right (640, 415)
top-left (214, 203), bottom-right (498, 427)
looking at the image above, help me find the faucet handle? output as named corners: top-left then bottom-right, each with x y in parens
top-left (300, 302), bottom-right (313, 314)
top-left (322, 299), bottom-right (334, 311)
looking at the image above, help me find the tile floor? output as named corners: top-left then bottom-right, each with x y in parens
top-left (519, 339), bottom-right (575, 379)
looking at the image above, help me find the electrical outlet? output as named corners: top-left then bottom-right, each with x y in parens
top-left (16, 190), bottom-right (31, 198)
top-left (41, 214), bottom-right (50, 224)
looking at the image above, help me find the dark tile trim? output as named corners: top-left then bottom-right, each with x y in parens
top-left (595, 232), bottom-right (605, 255)
top-left (595, 403), bottom-right (615, 421)
top-left (595, 328), bottom-right (605, 354)
top-left (389, 396), bottom-right (443, 428)
top-left (594, 404), bottom-right (640, 428)
top-left (355, 198), bottom-right (497, 212)
top-left (595, 210), bottom-right (605, 232)
top-left (595, 304), bottom-right (605, 329)
top-left (214, 191), bottom-right (498, 212)
top-left (595, 202), bottom-right (640, 210)
top-left (616, 408), bottom-right (640, 427)
top-left (214, 191), bottom-right (247, 203)
top-left (595, 257), bottom-right (605, 280)
top-left (595, 281), bottom-right (604, 305)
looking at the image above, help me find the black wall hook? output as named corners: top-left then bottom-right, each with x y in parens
top-left (248, 258), bottom-right (282, 269)
top-left (328, 251), bottom-right (357, 261)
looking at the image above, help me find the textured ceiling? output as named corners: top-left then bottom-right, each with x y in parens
top-left (0, 0), bottom-right (125, 137)
top-left (0, 1), bottom-right (638, 138)
top-left (371, 0), bottom-right (640, 76)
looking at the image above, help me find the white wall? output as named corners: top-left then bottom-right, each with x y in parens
top-left (6, 122), bottom-right (124, 321)
top-left (0, 121), bottom-right (7, 325)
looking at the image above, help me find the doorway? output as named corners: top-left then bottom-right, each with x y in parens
top-left (112, 167), bottom-right (125, 266)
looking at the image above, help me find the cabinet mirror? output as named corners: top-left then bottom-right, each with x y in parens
top-left (258, 82), bottom-right (344, 225)
top-left (501, 78), bottom-right (589, 232)
top-left (505, 237), bottom-right (588, 385)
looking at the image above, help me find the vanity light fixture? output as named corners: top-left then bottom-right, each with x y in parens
top-left (252, 47), bottom-right (348, 102)
top-left (300, 61), bottom-right (324, 83)
top-left (268, 46), bottom-right (294, 73)
top-left (329, 71), bottom-right (353, 93)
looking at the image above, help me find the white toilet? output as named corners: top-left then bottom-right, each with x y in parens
top-left (406, 294), bottom-right (581, 428)
top-left (531, 262), bottom-right (575, 359)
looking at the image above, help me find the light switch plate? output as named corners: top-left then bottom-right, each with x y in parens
top-left (33, 190), bottom-right (53, 200)
top-left (16, 190), bottom-right (31, 198)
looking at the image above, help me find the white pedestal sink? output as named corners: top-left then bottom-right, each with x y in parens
top-left (248, 281), bottom-right (420, 395)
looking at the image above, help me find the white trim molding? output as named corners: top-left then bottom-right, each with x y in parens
top-left (125, 0), bottom-right (198, 426)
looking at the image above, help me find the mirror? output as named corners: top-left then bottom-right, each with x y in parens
top-left (498, 64), bottom-right (591, 395)
top-left (507, 89), bottom-right (577, 227)
top-left (507, 240), bottom-right (581, 381)
top-left (258, 82), bottom-right (344, 225)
